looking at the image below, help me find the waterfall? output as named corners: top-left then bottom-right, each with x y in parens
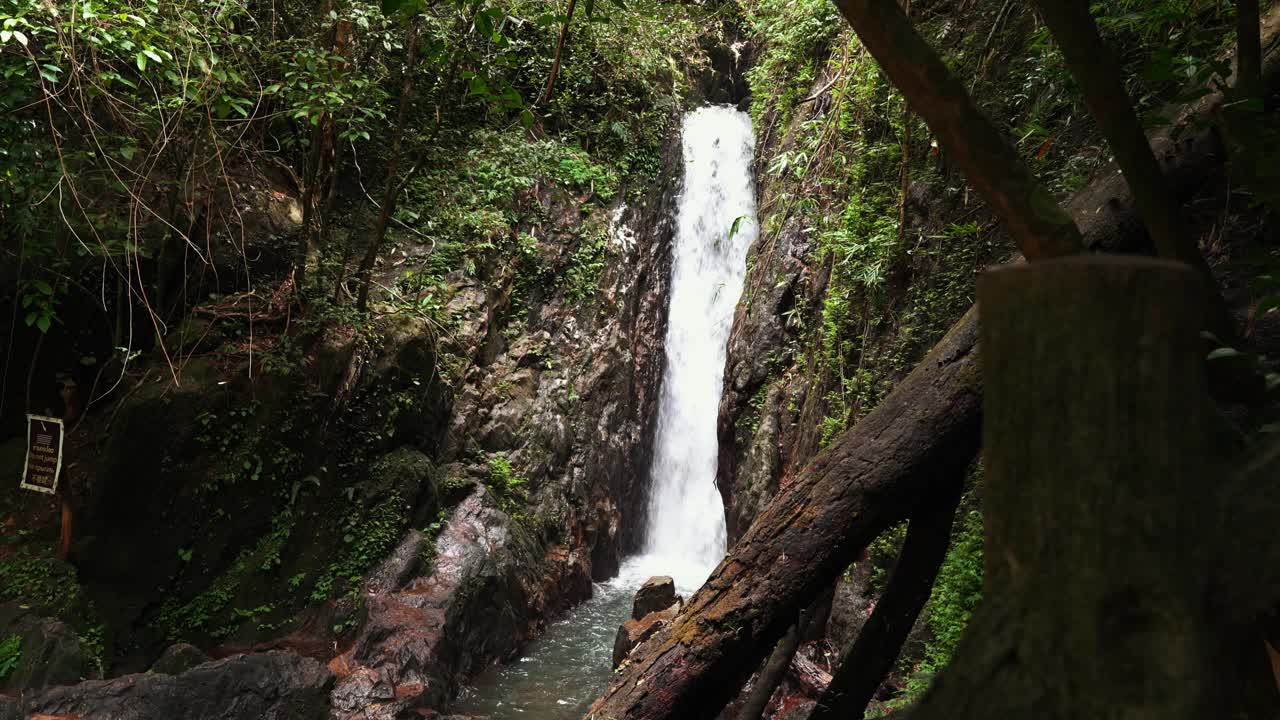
top-left (642, 105), bottom-right (758, 587)
top-left (454, 106), bottom-right (758, 719)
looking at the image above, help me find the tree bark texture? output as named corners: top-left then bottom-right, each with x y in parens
top-left (1239, 0), bottom-right (1265, 107)
top-left (583, 11), bottom-right (1280, 720)
top-left (808, 473), bottom-right (962, 720)
top-left (737, 589), bottom-right (831, 720)
top-left (906, 256), bottom-right (1212, 720)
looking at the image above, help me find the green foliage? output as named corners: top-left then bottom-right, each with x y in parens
top-left (742, 0), bottom-right (842, 126)
top-left (890, 505), bottom-right (984, 709)
top-left (3, 0), bottom-right (701, 368)
top-left (78, 624), bottom-right (107, 677)
top-left (19, 279), bottom-right (57, 333)
top-left (393, 129), bottom-right (624, 315)
top-left (310, 493), bottom-right (407, 603)
top-left (158, 510), bottom-right (296, 640)
top-left (0, 549), bottom-right (83, 618)
top-left (486, 454), bottom-right (532, 520)
top-left (865, 521), bottom-right (908, 592)
top-left (486, 454), bottom-right (527, 496)
top-left (0, 635), bottom-right (19, 681)
top-left (560, 228), bottom-right (610, 301)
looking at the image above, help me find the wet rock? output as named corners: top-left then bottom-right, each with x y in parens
top-left (612, 602), bottom-right (680, 668)
top-left (2, 651), bottom-right (331, 720)
top-left (716, 216), bottom-right (820, 544)
top-left (631, 576), bottom-right (679, 620)
top-left (0, 602), bottom-right (91, 693)
top-left (150, 642), bottom-right (211, 675)
top-left (329, 486), bottom-right (541, 719)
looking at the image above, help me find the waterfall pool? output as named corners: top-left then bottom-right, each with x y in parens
top-left (452, 556), bottom-right (706, 719)
top-left (454, 104), bottom-right (757, 720)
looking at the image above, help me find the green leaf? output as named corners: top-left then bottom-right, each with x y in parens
top-left (12, 29), bottom-right (26, 46)
top-left (143, 48), bottom-right (163, 65)
top-left (1206, 347), bottom-right (1243, 361)
top-left (382, 0), bottom-right (425, 16)
top-left (475, 10), bottom-right (492, 37)
top-left (136, 52), bottom-right (147, 72)
top-left (520, 109), bottom-right (534, 129)
top-left (36, 314), bottom-right (51, 333)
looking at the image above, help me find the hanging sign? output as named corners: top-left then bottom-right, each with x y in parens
top-left (21, 414), bottom-right (64, 495)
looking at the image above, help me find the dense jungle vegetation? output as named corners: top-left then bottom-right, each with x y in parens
top-left (2, 0), bottom-right (1279, 718)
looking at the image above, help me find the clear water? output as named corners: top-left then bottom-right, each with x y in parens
top-left (453, 105), bottom-right (758, 719)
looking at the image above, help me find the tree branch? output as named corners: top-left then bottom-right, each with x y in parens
top-left (809, 474), bottom-right (963, 720)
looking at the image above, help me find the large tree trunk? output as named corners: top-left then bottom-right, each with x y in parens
top-left (1030, 1), bottom-right (1235, 340)
top-left (584, 11), bottom-right (1280, 720)
top-left (910, 256), bottom-right (1212, 720)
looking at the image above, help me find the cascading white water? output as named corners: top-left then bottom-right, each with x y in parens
top-left (641, 105), bottom-right (758, 587)
top-left (454, 106), bottom-right (757, 718)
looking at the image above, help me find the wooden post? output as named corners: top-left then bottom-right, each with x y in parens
top-left (58, 379), bottom-right (78, 560)
top-left (910, 256), bottom-right (1213, 719)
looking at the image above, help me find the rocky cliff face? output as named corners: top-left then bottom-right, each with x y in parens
top-left (0, 107), bottom-right (683, 717)
top-left (325, 129), bottom-right (683, 717)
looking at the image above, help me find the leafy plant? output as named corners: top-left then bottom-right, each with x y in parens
top-left (0, 635), bottom-right (20, 681)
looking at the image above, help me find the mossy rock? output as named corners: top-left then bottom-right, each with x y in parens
top-left (367, 447), bottom-right (439, 528)
top-left (0, 602), bottom-right (92, 692)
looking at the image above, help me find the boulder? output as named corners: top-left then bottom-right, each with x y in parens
top-left (329, 486), bottom-right (543, 720)
top-left (149, 642), bottom-right (211, 675)
top-left (612, 602), bottom-right (679, 668)
top-left (631, 576), bottom-right (679, 620)
top-left (0, 602), bottom-right (91, 693)
top-left (1, 651), bottom-right (331, 720)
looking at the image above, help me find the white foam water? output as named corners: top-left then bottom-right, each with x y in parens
top-left (640, 104), bottom-right (757, 590)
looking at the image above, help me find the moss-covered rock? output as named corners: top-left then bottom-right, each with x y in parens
top-left (0, 602), bottom-right (93, 692)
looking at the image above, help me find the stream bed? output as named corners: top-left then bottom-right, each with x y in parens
top-left (452, 556), bottom-right (706, 719)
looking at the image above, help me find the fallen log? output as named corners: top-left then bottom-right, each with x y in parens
top-left (583, 9), bottom-right (1280, 719)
